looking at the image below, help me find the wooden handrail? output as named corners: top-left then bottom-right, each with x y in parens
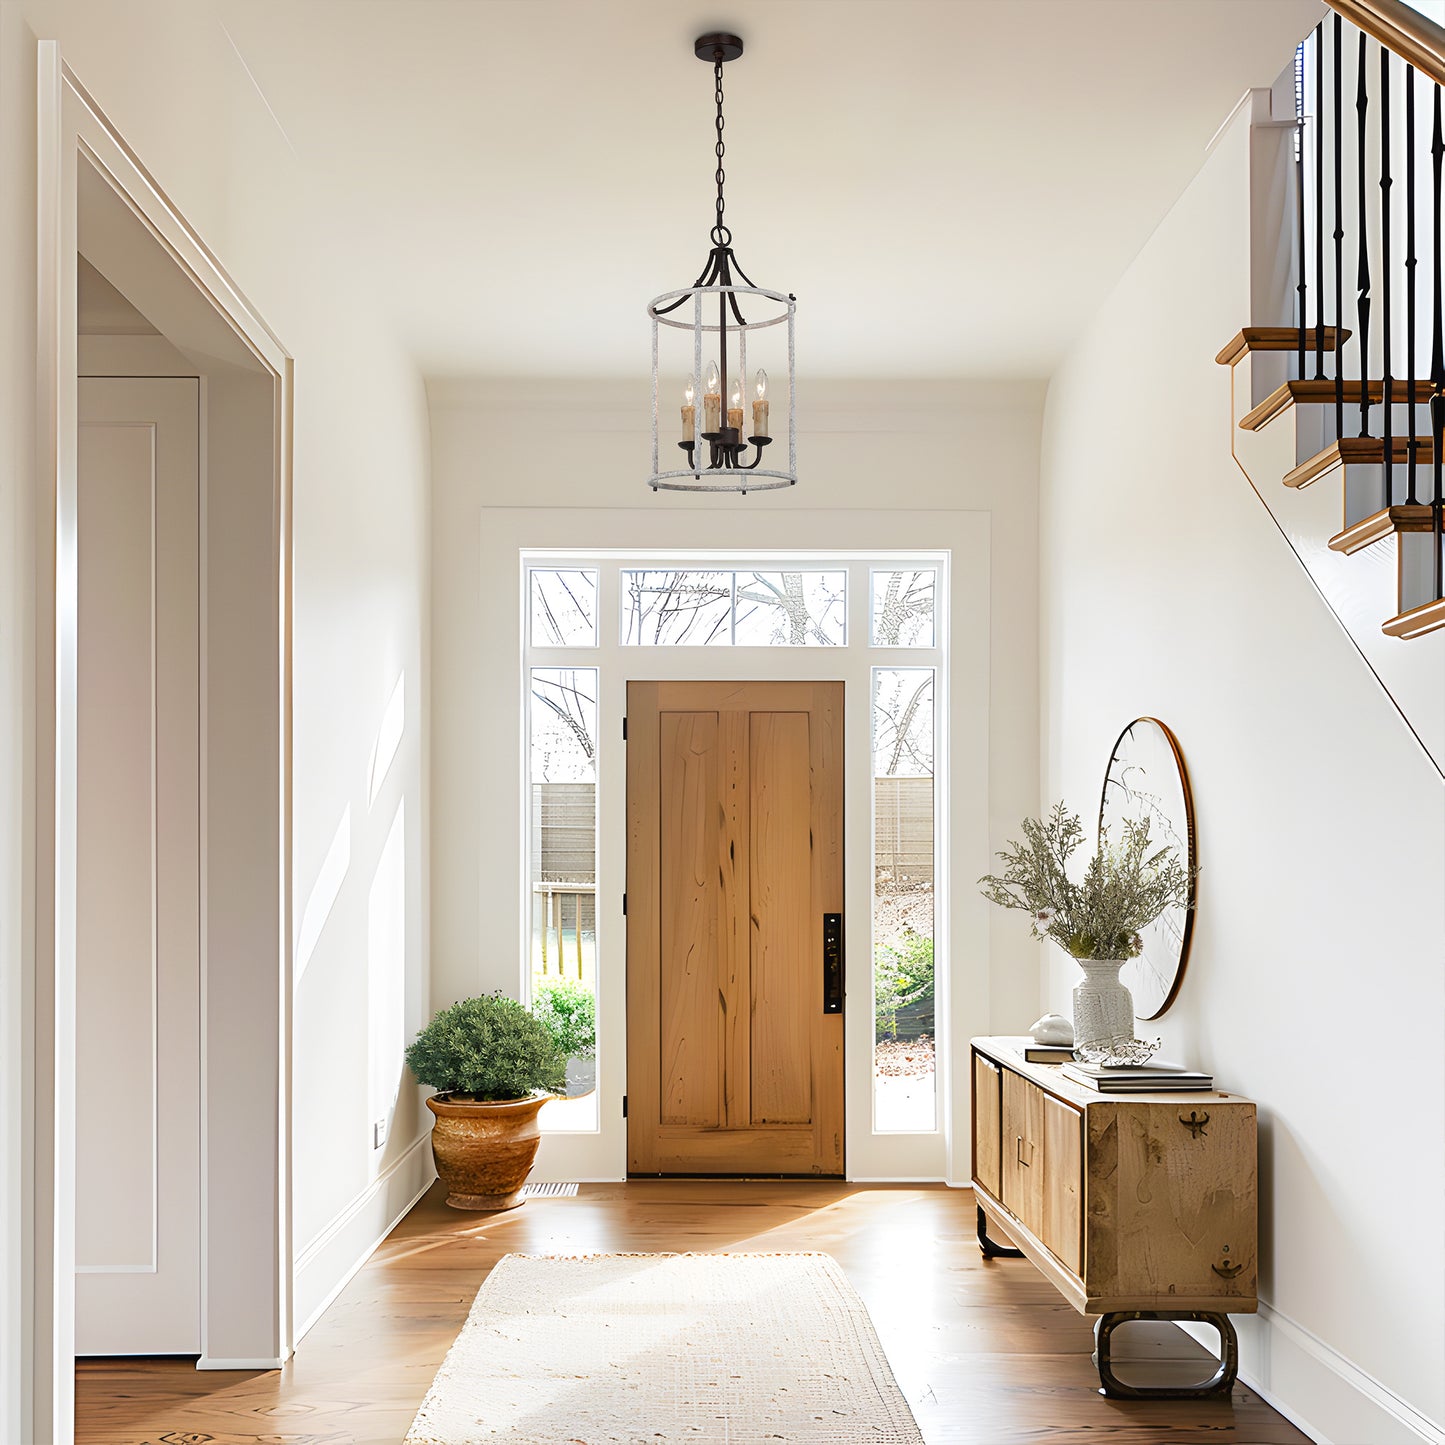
top-left (1328, 0), bottom-right (1445, 87)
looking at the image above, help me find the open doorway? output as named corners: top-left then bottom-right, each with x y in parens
top-left (34, 53), bottom-right (294, 1435)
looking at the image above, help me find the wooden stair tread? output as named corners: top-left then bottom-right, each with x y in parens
top-left (1241, 379), bottom-right (1441, 432)
top-left (1328, 505), bottom-right (1439, 554)
top-left (1215, 326), bottom-right (1350, 366)
top-left (1284, 436), bottom-right (1437, 489)
top-left (1382, 594), bottom-right (1445, 639)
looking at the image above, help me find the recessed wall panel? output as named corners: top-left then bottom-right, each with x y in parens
top-left (75, 422), bottom-right (158, 1271)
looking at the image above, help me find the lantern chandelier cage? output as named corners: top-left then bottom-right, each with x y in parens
top-left (647, 32), bottom-right (796, 493)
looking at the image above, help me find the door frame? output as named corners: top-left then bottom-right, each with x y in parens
top-left (32, 46), bottom-right (294, 1438)
top-left (485, 516), bottom-right (991, 1190)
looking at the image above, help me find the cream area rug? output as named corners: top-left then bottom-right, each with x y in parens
top-left (405, 1252), bottom-right (924, 1445)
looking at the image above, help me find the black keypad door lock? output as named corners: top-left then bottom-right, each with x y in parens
top-left (823, 913), bottom-right (844, 1013)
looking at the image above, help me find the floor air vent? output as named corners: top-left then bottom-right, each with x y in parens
top-left (521, 1181), bottom-right (580, 1199)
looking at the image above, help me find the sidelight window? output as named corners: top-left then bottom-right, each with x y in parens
top-left (528, 667), bottom-right (599, 1131)
top-left (871, 667), bottom-right (937, 1133)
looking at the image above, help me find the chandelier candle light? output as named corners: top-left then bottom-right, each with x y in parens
top-left (647, 33), bottom-right (796, 493)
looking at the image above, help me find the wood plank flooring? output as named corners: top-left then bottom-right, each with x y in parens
top-left (75, 1180), bottom-right (1311, 1445)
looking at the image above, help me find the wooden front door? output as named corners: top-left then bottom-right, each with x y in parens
top-left (626, 680), bottom-right (844, 1175)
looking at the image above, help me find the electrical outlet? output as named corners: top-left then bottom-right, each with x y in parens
top-left (372, 1117), bottom-right (388, 1150)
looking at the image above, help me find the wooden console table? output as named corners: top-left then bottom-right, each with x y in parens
top-left (970, 1036), bottom-right (1257, 1398)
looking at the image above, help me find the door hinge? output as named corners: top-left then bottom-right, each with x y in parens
top-left (622, 1095), bottom-right (629, 1118)
top-left (622, 892), bottom-right (627, 916)
top-left (622, 716), bottom-right (628, 740)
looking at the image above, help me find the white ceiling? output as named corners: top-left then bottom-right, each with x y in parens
top-left (218, 0), bottom-right (1324, 379)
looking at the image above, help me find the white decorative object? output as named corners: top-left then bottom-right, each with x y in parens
top-left (1071, 959), bottom-right (1159, 1065)
top-left (1028, 1013), bottom-right (1074, 1046)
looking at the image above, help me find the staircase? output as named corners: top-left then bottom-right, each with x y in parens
top-left (1218, 5), bottom-right (1445, 775)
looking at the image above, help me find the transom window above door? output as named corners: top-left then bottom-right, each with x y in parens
top-left (621, 569), bottom-right (847, 646)
top-left (529, 564), bottom-right (939, 652)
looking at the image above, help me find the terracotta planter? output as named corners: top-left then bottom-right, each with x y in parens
top-left (425, 1092), bottom-right (548, 1211)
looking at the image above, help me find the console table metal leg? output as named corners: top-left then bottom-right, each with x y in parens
top-left (976, 1205), bottom-right (1025, 1260)
top-left (1094, 1310), bottom-right (1239, 1399)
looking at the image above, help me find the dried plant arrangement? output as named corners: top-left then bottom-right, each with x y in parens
top-left (979, 802), bottom-right (1195, 961)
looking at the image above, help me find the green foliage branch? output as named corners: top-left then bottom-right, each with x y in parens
top-left (531, 978), bottom-right (597, 1061)
top-left (873, 931), bottom-right (934, 1043)
top-left (405, 992), bottom-right (566, 1101)
top-left (978, 802), bottom-right (1195, 960)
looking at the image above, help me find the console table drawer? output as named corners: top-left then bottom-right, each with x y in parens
top-left (1000, 1068), bottom-right (1044, 1234)
top-left (972, 1053), bottom-right (1002, 1199)
top-left (1042, 1092), bottom-right (1081, 1274)
top-left (1084, 1099), bottom-right (1256, 1304)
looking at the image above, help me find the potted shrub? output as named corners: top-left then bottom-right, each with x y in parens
top-left (405, 992), bottom-right (566, 1211)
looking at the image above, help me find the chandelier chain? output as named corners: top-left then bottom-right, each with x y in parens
top-left (712, 54), bottom-right (730, 247)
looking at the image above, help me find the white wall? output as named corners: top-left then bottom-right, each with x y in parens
top-left (0, 15), bottom-right (39, 1441)
top-left (1, 0), bottom-right (431, 1431)
top-left (427, 377), bottom-right (1043, 1182)
top-left (1040, 106), bottom-right (1445, 1444)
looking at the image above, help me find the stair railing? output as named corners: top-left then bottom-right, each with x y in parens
top-left (1302, 1), bottom-right (1445, 617)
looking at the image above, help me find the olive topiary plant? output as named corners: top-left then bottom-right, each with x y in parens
top-left (405, 992), bottom-right (566, 1101)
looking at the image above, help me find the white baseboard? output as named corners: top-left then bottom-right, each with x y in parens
top-left (1180, 1302), bottom-right (1445, 1445)
top-left (293, 1133), bottom-right (434, 1345)
top-left (845, 1175), bottom-right (947, 1184)
top-left (196, 1355), bottom-right (288, 1371)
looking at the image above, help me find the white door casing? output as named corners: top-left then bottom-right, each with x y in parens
top-left (74, 377), bottom-right (201, 1354)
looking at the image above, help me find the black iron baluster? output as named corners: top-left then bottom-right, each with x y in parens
top-left (1381, 47), bottom-right (1393, 506)
top-left (1407, 65), bottom-right (1418, 505)
top-left (1334, 15), bottom-right (1346, 437)
top-left (1356, 32), bottom-right (1372, 437)
top-left (1297, 42), bottom-right (1308, 382)
top-left (1432, 84), bottom-right (1444, 597)
top-left (1316, 22), bottom-right (1327, 380)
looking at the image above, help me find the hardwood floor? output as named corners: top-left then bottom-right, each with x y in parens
top-left (75, 1181), bottom-right (1311, 1445)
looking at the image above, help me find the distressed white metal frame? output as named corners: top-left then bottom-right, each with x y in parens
top-left (33, 46), bottom-right (294, 1441)
top-left (647, 284), bottom-right (797, 492)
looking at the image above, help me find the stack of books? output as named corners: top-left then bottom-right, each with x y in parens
top-left (1061, 1059), bottom-right (1214, 1092)
top-left (1020, 1041), bottom-right (1075, 1065)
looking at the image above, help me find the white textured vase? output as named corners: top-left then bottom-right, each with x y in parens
top-left (1071, 958), bottom-right (1137, 1057)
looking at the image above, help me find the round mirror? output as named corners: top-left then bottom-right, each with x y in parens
top-left (1098, 717), bottom-right (1196, 1020)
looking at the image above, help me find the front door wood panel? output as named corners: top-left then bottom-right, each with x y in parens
top-left (627, 681), bottom-right (843, 1175)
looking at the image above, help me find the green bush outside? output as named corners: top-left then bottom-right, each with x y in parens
top-left (531, 978), bottom-right (597, 1061)
top-left (405, 992), bottom-right (566, 1100)
top-left (874, 930), bottom-right (935, 1043)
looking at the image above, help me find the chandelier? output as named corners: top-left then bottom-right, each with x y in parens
top-left (647, 33), bottom-right (796, 494)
